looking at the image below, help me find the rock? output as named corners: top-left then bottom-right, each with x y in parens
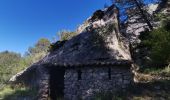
top-left (155, 86), bottom-right (161, 90)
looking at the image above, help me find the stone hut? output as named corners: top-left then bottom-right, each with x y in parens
top-left (10, 4), bottom-right (134, 100)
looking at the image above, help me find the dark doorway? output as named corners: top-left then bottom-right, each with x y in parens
top-left (49, 67), bottom-right (65, 100)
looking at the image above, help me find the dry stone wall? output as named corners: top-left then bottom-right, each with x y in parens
top-left (36, 66), bottom-right (50, 100)
top-left (64, 66), bottom-right (133, 100)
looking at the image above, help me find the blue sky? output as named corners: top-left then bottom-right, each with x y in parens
top-left (0, 0), bottom-right (110, 54)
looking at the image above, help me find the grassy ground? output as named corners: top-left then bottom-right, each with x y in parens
top-left (0, 85), bottom-right (37, 100)
top-left (142, 66), bottom-right (170, 76)
top-left (95, 66), bottom-right (170, 100)
top-left (128, 66), bottom-right (170, 100)
top-left (128, 80), bottom-right (170, 100)
top-left (95, 80), bottom-right (170, 100)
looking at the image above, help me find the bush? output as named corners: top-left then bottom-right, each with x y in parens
top-left (142, 21), bottom-right (170, 67)
top-left (49, 40), bottom-right (67, 52)
top-left (0, 51), bottom-right (23, 88)
top-left (58, 30), bottom-right (77, 41)
top-left (0, 85), bottom-right (37, 100)
top-left (48, 30), bottom-right (77, 52)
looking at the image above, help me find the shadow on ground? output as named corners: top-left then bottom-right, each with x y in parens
top-left (125, 79), bottom-right (170, 100)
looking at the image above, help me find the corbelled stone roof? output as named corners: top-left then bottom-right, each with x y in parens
top-left (41, 24), bottom-right (131, 67)
top-left (37, 4), bottom-right (132, 67)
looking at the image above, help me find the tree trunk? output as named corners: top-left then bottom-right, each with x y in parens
top-left (133, 0), bottom-right (153, 30)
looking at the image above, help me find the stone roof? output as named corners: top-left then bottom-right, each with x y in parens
top-left (37, 4), bottom-right (132, 67)
top-left (41, 24), bottom-right (132, 67)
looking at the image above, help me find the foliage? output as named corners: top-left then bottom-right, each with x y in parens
top-left (0, 51), bottom-right (23, 88)
top-left (27, 38), bottom-right (50, 56)
top-left (142, 65), bottom-right (170, 76)
top-left (48, 30), bottom-right (77, 52)
top-left (142, 20), bottom-right (170, 67)
top-left (24, 38), bottom-right (51, 65)
top-left (142, 67), bottom-right (163, 74)
top-left (58, 30), bottom-right (77, 41)
top-left (0, 38), bottom-right (50, 89)
top-left (49, 40), bottom-right (67, 52)
top-left (155, 13), bottom-right (170, 22)
top-left (0, 38), bottom-right (50, 99)
top-left (0, 85), bottom-right (37, 100)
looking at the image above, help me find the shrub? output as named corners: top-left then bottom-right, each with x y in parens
top-left (49, 30), bottom-right (77, 52)
top-left (58, 30), bottom-right (77, 41)
top-left (49, 40), bottom-right (67, 52)
top-left (0, 85), bottom-right (37, 100)
top-left (0, 51), bottom-right (22, 88)
top-left (142, 21), bottom-right (170, 67)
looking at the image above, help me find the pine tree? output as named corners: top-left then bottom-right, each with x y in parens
top-left (110, 0), bottom-right (159, 30)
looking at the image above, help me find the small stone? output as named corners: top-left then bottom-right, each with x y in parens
top-left (154, 86), bottom-right (161, 90)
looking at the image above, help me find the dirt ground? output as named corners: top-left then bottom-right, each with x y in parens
top-left (124, 72), bottom-right (170, 100)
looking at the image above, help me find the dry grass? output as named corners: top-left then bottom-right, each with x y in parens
top-left (95, 66), bottom-right (170, 100)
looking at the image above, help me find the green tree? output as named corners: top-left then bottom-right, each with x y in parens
top-left (0, 38), bottom-right (51, 89)
top-left (27, 38), bottom-right (50, 55)
top-left (0, 51), bottom-right (22, 87)
top-left (26, 38), bottom-right (51, 64)
top-left (142, 21), bottom-right (170, 67)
